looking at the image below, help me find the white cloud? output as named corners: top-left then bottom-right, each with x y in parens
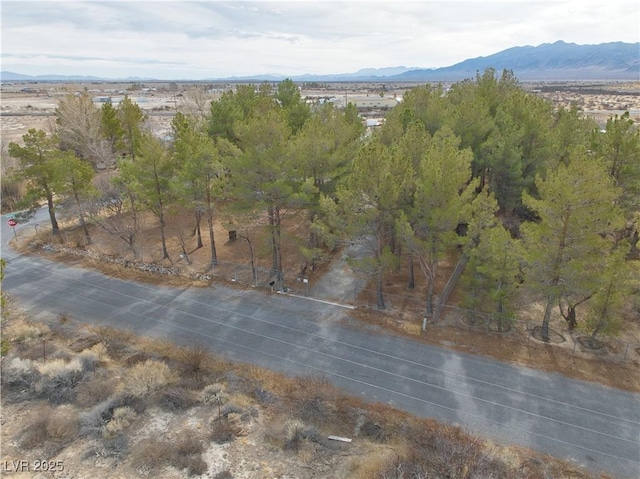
top-left (1, 0), bottom-right (638, 78)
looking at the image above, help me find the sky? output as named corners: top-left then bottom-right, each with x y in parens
top-left (1, 0), bottom-right (639, 79)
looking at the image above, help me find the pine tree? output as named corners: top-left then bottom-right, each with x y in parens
top-left (521, 152), bottom-right (624, 341)
top-left (8, 129), bottom-right (62, 233)
top-left (52, 151), bottom-right (96, 244)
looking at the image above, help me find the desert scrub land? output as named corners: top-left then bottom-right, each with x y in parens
top-left (0, 302), bottom-right (611, 479)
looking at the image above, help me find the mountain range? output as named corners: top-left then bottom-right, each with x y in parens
top-left (1, 41), bottom-right (638, 82)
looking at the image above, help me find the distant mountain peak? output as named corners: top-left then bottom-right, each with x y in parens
top-left (393, 41), bottom-right (639, 81)
top-left (2, 41), bottom-right (638, 83)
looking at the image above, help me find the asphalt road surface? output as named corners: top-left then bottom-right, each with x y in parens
top-left (2, 215), bottom-right (639, 478)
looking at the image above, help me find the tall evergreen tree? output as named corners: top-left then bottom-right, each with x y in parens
top-left (52, 151), bottom-right (96, 244)
top-left (118, 95), bottom-right (146, 161)
top-left (397, 128), bottom-right (477, 318)
top-left (324, 139), bottom-right (408, 309)
top-left (172, 113), bottom-right (235, 268)
top-left (521, 153), bottom-right (624, 341)
top-left (8, 129), bottom-right (62, 233)
top-left (231, 105), bottom-right (312, 282)
top-left (119, 134), bottom-right (175, 261)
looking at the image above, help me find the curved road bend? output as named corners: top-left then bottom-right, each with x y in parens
top-left (2, 217), bottom-right (639, 478)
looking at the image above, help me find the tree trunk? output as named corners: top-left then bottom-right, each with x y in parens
top-left (426, 261), bottom-right (437, 318)
top-left (591, 321), bottom-right (604, 340)
top-left (560, 303), bottom-right (577, 331)
top-left (274, 205), bottom-right (283, 283)
top-left (245, 234), bottom-right (258, 286)
top-left (407, 254), bottom-right (415, 290)
top-left (541, 294), bottom-right (554, 342)
top-left (268, 207), bottom-right (277, 274)
top-left (376, 269), bottom-right (386, 310)
top-left (195, 210), bottom-right (203, 249)
top-left (159, 211), bottom-right (170, 261)
top-left (206, 206), bottom-right (217, 268)
top-left (73, 190), bottom-right (91, 245)
top-left (45, 189), bottom-right (59, 234)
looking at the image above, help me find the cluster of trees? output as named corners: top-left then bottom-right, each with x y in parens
top-left (6, 71), bottom-right (639, 341)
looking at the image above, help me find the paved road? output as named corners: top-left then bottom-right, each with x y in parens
top-left (2, 216), bottom-right (639, 478)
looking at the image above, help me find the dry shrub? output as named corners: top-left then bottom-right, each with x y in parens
top-left (284, 375), bottom-right (337, 425)
top-left (75, 375), bottom-right (116, 407)
top-left (131, 438), bottom-right (173, 474)
top-left (5, 320), bottom-right (50, 343)
top-left (349, 450), bottom-right (402, 479)
top-left (2, 357), bottom-right (39, 390)
top-left (400, 423), bottom-right (508, 479)
top-left (264, 416), bottom-right (322, 453)
top-left (241, 364), bottom-right (287, 394)
top-left (79, 398), bottom-right (117, 436)
top-left (85, 434), bottom-right (129, 462)
top-left (20, 403), bottom-right (78, 455)
top-left (90, 325), bottom-right (133, 355)
top-left (121, 359), bottom-right (174, 397)
top-left (213, 471), bottom-right (234, 479)
top-left (132, 434), bottom-right (206, 476)
top-left (68, 334), bottom-right (100, 353)
top-left (89, 342), bottom-right (109, 361)
top-left (202, 383), bottom-right (227, 405)
top-left (159, 387), bottom-right (195, 411)
top-left (123, 352), bottom-right (151, 367)
top-left (283, 419), bottom-right (319, 452)
top-left (78, 349), bottom-right (99, 372)
top-left (399, 321), bottom-right (422, 336)
top-left (36, 357), bottom-right (84, 404)
top-left (177, 343), bottom-right (210, 378)
top-left (103, 406), bottom-right (137, 438)
top-left (79, 394), bottom-right (145, 437)
top-left (210, 419), bottom-right (240, 444)
top-left (360, 420), bottom-right (388, 442)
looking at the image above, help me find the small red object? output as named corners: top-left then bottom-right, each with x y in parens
top-left (7, 218), bottom-right (17, 227)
